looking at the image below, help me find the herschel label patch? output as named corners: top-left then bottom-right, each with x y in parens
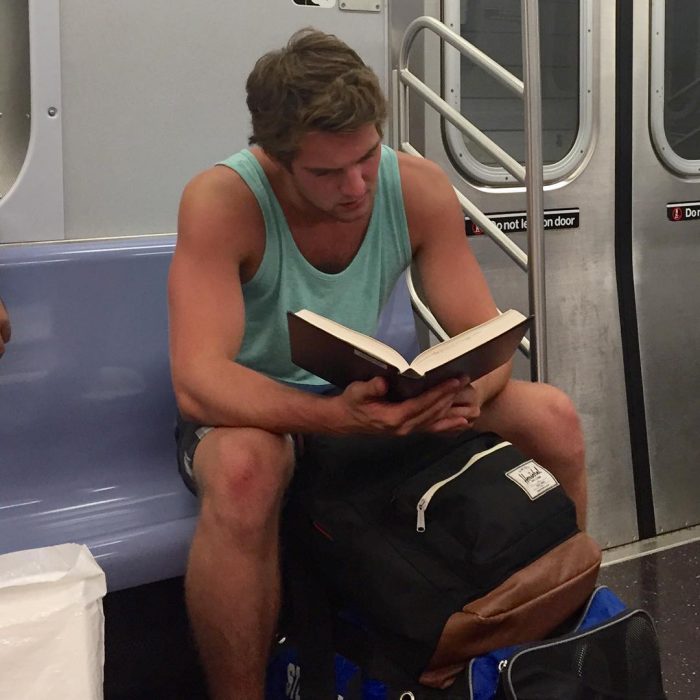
top-left (506, 460), bottom-right (559, 500)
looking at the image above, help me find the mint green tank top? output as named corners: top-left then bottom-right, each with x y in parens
top-left (218, 145), bottom-right (412, 387)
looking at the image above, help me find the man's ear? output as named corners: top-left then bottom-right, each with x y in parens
top-left (275, 153), bottom-right (296, 173)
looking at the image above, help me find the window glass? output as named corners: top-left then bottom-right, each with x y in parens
top-left (444, 0), bottom-right (586, 184)
top-left (663, 0), bottom-right (700, 161)
top-left (0, 1), bottom-right (31, 199)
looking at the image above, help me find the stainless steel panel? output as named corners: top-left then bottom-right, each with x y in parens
top-left (392, 1), bottom-right (638, 546)
top-left (58, 0), bottom-right (387, 239)
top-left (631, 3), bottom-right (700, 533)
top-left (0, 0), bottom-right (30, 198)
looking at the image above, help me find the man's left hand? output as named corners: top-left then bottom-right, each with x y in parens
top-left (427, 376), bottom-right (483, 432)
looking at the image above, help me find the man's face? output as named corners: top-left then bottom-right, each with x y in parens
top-left (287, 123), bottom-right (382, 223)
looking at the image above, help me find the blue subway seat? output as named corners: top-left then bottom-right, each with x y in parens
top-left (0, 235), bottom-right (196, 591)
top-left (0, 235), bottom-right (419, 593)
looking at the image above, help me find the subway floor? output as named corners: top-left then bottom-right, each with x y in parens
top-left (598, 529), bottom-right (700, 699)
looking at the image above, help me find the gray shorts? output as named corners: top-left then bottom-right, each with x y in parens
top-left (175, 415), bottom-right (300, 495)
top-left (175, 416), bottom-right (215, 494)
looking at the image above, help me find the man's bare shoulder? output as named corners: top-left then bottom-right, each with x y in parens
top-left (396, 151), bottom-right (455, 207)
top-left (180, 164), bottom-right (259, 225)
top-left (178, 163), bottom-right (265, 267)
top-left (396, 151), bottom-right (461, 244)
top-left (395, 150), bottom-right (446, 178)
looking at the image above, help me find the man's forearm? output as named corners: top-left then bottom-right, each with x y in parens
top-left (472, 361), bottom-right (512, 408)
top-left (173, 358), bottom-right (347, 434)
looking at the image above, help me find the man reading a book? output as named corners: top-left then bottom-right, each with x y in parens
top-left (168, 28), bottom-right (587, 700)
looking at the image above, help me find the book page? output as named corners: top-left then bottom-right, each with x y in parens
top-left (409, 310), bottom-right (526, 375)
top-left (295, 310), bottom-right (410, 372)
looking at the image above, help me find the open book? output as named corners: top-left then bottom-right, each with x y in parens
top-left (287, 308), bottom-right (531, 400)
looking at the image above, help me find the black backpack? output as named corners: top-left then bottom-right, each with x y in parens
top-left (282, 430), bottom-right (601, 694)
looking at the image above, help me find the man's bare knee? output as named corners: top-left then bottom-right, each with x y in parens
top-left (539, 385), bottom-right (585, 462)
top-left (194, 428), bottom-right (294, 538)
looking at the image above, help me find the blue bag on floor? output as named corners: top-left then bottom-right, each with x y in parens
top-left (468, 586), bottom-right (628, 700)
top-left (266, 645), bottom-right (387, 700)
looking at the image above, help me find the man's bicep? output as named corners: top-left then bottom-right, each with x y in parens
top-left (168, 241), bottom-right (245, 368)
top-left (409, 172), bottom-right (499, 336)
top-left (169, 172), bottom-right (253, 368)
top-left (416, 235), bottom-right (499, 331)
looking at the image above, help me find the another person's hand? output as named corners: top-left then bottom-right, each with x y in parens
top-left (0, 299), bottom-right (11, 358)
top-left (334, 376), bottom-right (469, 436)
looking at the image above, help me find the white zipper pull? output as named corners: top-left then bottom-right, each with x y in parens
top-left (498, 659), bottom-right (508, 672)
top-left (414, 441), bottom-right (511, 534)
top-left (416, 498), bottom-right (426, 532)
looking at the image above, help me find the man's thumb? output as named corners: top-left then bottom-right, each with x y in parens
top-left (366, 376), bottom-right (388, 398)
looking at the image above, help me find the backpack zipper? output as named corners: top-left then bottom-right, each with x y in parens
top-left (416, 441), bottom-right (511, 531)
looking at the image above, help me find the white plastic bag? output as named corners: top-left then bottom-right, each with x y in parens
top-left (0, 543), bottom-right (106, 700)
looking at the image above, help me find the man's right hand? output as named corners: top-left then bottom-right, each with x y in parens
top-left (0, 299), bottom-right (11, 358)
top-left (334, 376), bottom-right (471, 436)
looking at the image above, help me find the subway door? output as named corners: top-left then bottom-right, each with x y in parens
top-left (625, 1), bottom-right (700, 535)
top-left (393, 0), bottom-right (637, 547)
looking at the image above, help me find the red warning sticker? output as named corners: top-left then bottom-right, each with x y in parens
top-left (667, 202), bottom-right (700, 222)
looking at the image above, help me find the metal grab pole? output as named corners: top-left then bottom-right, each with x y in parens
top-left (522, 0), bottom-right (547, 382)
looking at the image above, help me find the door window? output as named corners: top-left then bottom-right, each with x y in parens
top-left (0, 1), bottom-right (31, 199)
top-left (650, 0), bottom-right (700, 174)
top-left (442, 0), bottom-right (592, 185)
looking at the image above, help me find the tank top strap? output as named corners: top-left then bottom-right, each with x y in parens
top-left (218, 149), bottom-right (285, 227)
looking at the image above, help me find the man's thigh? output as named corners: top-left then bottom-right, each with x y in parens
top-left (476, 380), bottom-right (558, 432)
top-left (474, 379), bottom-right (583, 458)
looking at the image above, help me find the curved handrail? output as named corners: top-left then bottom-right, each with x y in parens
top-left (399, 17), bottom-right (525, 182)
top-left (395, 8), bottom-right (546, 379)
top-left (406, 266), bottom-right (531, 356)
top-left (399, 16), bottom-right (524, 97)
